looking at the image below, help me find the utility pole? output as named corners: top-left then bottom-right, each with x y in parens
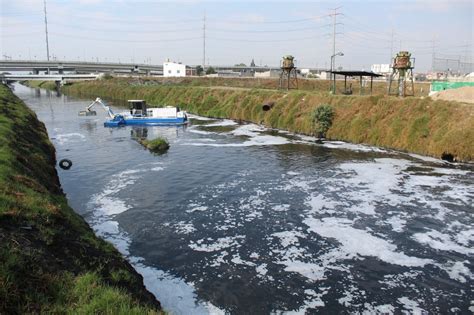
top-left (202, 12), bottom-right (206, 68)
top-left (43, 0), bottom-right (50, 61)
top-left (431, 36), bottom-right (436, 72)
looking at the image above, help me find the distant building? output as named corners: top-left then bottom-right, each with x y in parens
top-left (255, 70), bottom-right (281, 78)
top-left (371, 64), bottom-right (391, 74)
top-left (207, 70), bottom-right (241, 78)
top-left (163, 60), bottom-right (186, 77)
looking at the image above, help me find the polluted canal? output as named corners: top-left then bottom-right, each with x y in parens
top-left (14, 84), bottom-right (473, 314)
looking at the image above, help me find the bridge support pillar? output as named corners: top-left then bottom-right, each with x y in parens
top-left (55, 80), bottom-right (61, 91)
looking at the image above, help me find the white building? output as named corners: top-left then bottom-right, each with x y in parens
top-left (371, 64), bottom-right (391, 74)
top-left (163, 60), bottom-right (186, 77)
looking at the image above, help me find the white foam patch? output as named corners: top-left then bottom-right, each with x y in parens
top-left (304, 217), bottom-right (432, 267)
top-left (192, 138), bottom-right (216, 142)
top-left (54, 132), bottom-right (85, 145)
top-left (182, 135), bottom-right (289, 147)
top-left (134, 262), bottom-right (225, 315)
top-left (187, 128), bottom-right (215, 135)
top-left (174, 221), bottom-right (196, 235)
top-left (456, 229), bottom-right (474, 246)
top-left (187, 205), bottom-right (208, 213)
top-left (412, 229), bottom-right (474, 255)
top-left (90, 169), bottom-right (142, 216)
top-left (294, 134), bottom-right (388, 153)
top-left (386, 215), bottom-right (407, 233)
top-left (282, 260), bottom-right (326, 282)
top-left (204, 119), bottom-right (238, 127)
top-left (406, 152), bottom-right (446, 164)
top-left (189, 236), bottom-right (245, 252)
top-left (273, 204), bottom-right (290, 212)
top-left (282, 288), bottom-right (328, 314)
top-left (255, 263), bottom-right (268, 277)
top-left (322, 141), bottom-right (388, 153)
top-left (442, 260), bottom-right (473, 283)
top-left (230, 123), bottom-right (265, 137)
top-left (339, 158), bottom-right (411, 202)
top-left (94, 220), bottom-right (119, 235)
top-left (272, 230), bottom-right (305, 248)
top-left (306, 194), bottom-right (341, 215)
top-left (362, 304), bottom-right (395, 314)
top-left (187, 114), bottom-right (215, 121)
top-left (397, 297), bottom-right (426, 314)
top-left (230, 253), bottom-right (255, 267)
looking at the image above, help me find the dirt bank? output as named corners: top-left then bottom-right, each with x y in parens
top-left (430, 86), bottom-right (474, 104)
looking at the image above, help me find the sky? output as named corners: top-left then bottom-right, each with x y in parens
top-left (1, 0), bottom-right (473, 71)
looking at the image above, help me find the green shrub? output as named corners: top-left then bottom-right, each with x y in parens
top-left (312, 104), bottom-right (334, 138)
top-left (101, 73), bottom-right (114, 80)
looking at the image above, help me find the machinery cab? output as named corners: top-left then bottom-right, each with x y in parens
top-left (129, 100), bottom-right (147, 117)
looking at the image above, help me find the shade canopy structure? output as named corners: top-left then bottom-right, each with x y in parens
top-left (329, 70), bottom-right (383, 95)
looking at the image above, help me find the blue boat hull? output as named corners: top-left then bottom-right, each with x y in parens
top-left (104, 116), bottom-right (187, 127)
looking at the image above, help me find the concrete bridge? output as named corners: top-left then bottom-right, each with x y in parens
top-left (1, 74), bottom-right (99, 88)
top-left (0, 60), bottom-right (162, 75)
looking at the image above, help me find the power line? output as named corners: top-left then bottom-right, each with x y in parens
top-left (208, 34), bottom-right (328, 43)
top-left (49, 32), bottom-right (201, 43)
top-left (48, 22), bottom-right (198, 34)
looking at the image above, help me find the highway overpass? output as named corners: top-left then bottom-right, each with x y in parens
top-left (0, 60), bottom-right (289, 76)
top-left (0, 60), bottom-right (162, 75)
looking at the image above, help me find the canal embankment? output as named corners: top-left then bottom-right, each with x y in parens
top-left (0, 83), bottom-right (162, 314)
top-left (55, 78), bottom-right (474, 162)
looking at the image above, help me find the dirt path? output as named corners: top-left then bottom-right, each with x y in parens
top-left (430, 86), bottom-right (474, 104)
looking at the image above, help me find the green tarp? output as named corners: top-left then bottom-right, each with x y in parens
top-left (430, 81), bottom-right (474, 92)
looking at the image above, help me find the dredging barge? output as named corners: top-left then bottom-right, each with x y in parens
top-left (80, 98), bottom-right (188, 127)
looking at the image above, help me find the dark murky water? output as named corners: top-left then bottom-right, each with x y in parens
top-left (14, 84), bottom-right (473, 314)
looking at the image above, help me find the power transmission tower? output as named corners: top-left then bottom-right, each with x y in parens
top-left (202, 13), bottom-right (206, 68)
top-left (329, 6), bottom-right (343, 71)
top-left (43, 0), bottom-right (50, 61)
top-left (431, 36), bottom-right (436, 72)
top-left (328, 6), bottom-right (343, 94)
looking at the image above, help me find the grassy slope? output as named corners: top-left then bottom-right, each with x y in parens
top-left (61, 79), bottom-right (474, 162)
top-left (0, 84), bottom-right (162, 314)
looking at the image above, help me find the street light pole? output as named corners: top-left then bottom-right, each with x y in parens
top-left (330, 52), bottom-right (344, 94)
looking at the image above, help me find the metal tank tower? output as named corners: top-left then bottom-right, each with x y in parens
top-left (279, 55), bottom-right (298, 90)
top-left (388, 51), bottom-right (415, 97)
